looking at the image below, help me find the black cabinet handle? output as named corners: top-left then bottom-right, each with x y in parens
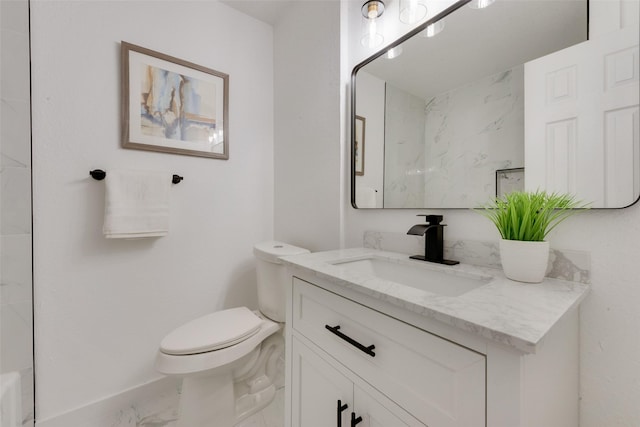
top-left (351, 412), bottom-right (363, 426)
top-left (325, 325), bottom-right (375, 357)
top-left (337, 400), bottom-right (348, 427)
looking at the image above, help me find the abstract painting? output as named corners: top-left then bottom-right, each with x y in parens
top-left (122, 42), bottom-right (229, 159)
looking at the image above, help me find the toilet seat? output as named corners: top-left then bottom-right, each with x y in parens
top-left (155, 309), bottom-right (281, 376)
top-left (160, 307), bottom-right (262, 355)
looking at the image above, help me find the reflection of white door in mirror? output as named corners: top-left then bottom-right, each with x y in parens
top-left (525, 25), bottom-right (639, 208)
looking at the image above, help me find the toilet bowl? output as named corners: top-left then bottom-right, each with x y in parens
top-left (155, 241), bottom-right (309, 427)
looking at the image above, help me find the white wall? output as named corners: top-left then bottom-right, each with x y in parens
top-left (30, 0), bottom-right (274, 421)
top-left (342, 1), bottom-right (640, 425)
top-left (273, 0), bottom-right (342, 251)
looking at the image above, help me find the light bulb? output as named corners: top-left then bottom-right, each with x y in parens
top-left (386, 46), bottom-right (403, 59)
top-left (469, 0), bottom-right (495, 9)
top-left (367, 3), bottom-right (379, 19)
top-left (360, 1), bottom-right (385, 48)
top-left (421, 19), bottom-right (445, 38)
top-left (361, 21), bottom-right (384, 48)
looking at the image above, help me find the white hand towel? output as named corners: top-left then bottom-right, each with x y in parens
top-left (103, 169), bottom-right (171, 239)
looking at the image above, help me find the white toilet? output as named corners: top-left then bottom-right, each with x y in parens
top-left (155, 241), bottom-right (309, 427)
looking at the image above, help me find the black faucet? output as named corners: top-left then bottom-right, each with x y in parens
top-left (407, 214), bottom-right (459, 265)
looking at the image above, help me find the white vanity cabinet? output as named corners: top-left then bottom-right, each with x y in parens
top-left (288, 277), bottom-right (486, 427)
top-left (291, 336), bottom-right (422, 426)
top-left (283, 251), bottom-right (584, 427)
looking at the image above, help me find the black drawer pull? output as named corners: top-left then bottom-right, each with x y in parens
top-left (325, 324), bottom-right (376, 357)
top-left (351, 412), bottom-right (363, 426)
top-left (337, 400), bottom-right (348, 427)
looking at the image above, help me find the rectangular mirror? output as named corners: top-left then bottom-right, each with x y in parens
top-left (352, 0), bottom-right (640, 209)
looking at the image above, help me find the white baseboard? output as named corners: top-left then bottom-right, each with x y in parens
top-left (36, 377), bottom-right (180, 427)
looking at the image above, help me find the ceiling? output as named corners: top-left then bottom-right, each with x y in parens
top-left (220, 0), bottom-right (297, 25)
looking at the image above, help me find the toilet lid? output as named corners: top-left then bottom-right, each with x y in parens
top-left (160, 307), bottom-right (263, 355)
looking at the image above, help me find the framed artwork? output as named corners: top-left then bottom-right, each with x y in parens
top-left (121, 41), bottom-right (229, 159)
top-left (496, 167), bottom-right (525, 197)
top-left (355, 115), bottom-right (366, 176)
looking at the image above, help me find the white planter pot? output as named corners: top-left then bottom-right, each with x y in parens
top-left (499, 239), bottom-right (550, 283)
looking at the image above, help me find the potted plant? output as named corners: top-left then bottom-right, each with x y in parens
top-left (477, 190), bottom-right (587, 283)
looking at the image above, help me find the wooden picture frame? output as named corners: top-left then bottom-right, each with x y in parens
top-left (355, 115), bottom-right (366, 176)
top-left (121, 41), bottom-right (229, 159)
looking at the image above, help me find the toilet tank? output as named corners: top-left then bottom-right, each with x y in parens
top-left (253, 241), bottom-right (309, 322)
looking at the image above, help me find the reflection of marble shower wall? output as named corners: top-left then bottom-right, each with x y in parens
top-left (383, 84), bottom-right (427, 208)
top-left (424, 65), bottom-right (525, 207)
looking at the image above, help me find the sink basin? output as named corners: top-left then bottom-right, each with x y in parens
top-left (331, 256), bottom-right (489, 297)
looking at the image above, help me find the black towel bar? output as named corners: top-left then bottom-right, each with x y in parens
top-left (89, 169), bottom-right (183, 184)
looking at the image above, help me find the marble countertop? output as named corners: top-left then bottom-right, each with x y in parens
top-left (280, 248), bottom-right (590, 354)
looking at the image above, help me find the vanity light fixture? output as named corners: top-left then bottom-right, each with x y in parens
top-left (361, 0), bottom-right (385, 48)
top-left (421, 19), bottom-right (445, 37)
top-left (386, 46), bottom-right (403, 59)
top-left (399, 0), bottom-right (427, 24)
top-left (468, 0), bottom-right (496, 9)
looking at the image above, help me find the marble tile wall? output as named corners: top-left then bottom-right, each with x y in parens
top-left (423, 66), bottom-right (525, 207)
top-left (363, 230), bottom-right (591, 284)
top-left (383, 65), bottom-right (525, 208)
top-left (1, 0), bottom-right (34, 426)
top-left (383, 84), bottom-right (427, 208)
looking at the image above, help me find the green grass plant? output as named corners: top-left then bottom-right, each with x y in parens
top-left (476, 191), bottom-right (588, 241)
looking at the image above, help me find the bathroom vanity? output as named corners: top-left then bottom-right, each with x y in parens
top-left (281, 248), bottom-right (590, 427)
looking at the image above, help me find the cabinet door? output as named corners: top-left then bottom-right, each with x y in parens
top-left (354, 384), bottom-right (425, 427)
top-left (291, 337), bottom-right (352, 427)
top-left (292, 336), bottom-right (426, 427)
